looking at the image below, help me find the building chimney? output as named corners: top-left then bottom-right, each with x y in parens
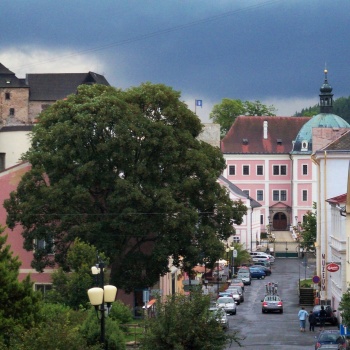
top-left (263, 120), bottom-right (268, 139)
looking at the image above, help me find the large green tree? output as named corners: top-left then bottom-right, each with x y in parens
top-left (140, 292), bottom-right (242, 350)
top-left (5, 83), bottom-right (244, 292)
top-left (210, 98), bottom-right (276, 137)
top-left (0, 232), bottom-right (42, 347)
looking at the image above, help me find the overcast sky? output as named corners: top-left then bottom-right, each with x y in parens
top-left (1, 0), bottom-right (349, 122)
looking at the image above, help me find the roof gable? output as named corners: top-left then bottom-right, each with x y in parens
top-left (322, 130), bottom-right (350, 151)
top-left (326, 193), bottom-right (346, 204)
top-left (26, 72), bottom-right (110, 101)
top-left (221, 116), bottom-right (310, 154)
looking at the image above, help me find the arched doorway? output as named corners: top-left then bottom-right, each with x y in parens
top-left (272, 212), bottom-right (287, 230)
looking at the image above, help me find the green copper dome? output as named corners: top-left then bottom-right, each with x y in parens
top-left (292, 113), bottom-right (350, 153)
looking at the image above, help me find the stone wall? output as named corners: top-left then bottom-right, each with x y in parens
top-left (0, 88), bottom-right (29, 124)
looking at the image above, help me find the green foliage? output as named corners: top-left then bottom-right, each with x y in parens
top-left (230, 243), bottom-right (251, 268)
top-left (5, 83), bottom-right (244, 292)
top-left (109, 300), bottom-right (133, 325)
top-left (80, 307), bottom-right (125, 350)
top-left (140, 292), bottom-right (242, 350)
top-left (299, 202), bottom-right (317, 252)
top-left (339, 289), bottom-right (350, 327)
top-left (0, 232), bottom-right (42, 347)
top-left (210, 98), bottom-right (276, 137)
top-left (8, 303), bottom-right (102, 350)
top-left (294, 95), bottom-right (350, 124)
top-left (45, 239), bottom-right (107, 309)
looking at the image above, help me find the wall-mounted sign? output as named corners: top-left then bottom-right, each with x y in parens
top-left (326, 263), bottom-right (340, 272)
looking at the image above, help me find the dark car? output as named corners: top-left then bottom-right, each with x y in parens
top-left (312, 305), bottom-right (338, 326)
top-left (249, 267), bottom-right (266, 279)
top-left (314, 330), bottom-right (347, 349)
top-left (254, 265), bottom-right (272, 276)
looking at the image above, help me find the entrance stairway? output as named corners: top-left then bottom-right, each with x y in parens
top-left (299, 287), bottom-right (314, 306)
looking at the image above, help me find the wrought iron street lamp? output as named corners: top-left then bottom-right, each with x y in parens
top-left (87, 258), bottom-right (117, 349)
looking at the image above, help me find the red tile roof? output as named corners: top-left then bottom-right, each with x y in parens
top-left (326, 193), bottom-right (346, 204)
top-left (221, 116), bottom-right (311, 154)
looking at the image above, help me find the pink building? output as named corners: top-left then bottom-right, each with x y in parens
top-left (221, 70), bottom-right (350, 246)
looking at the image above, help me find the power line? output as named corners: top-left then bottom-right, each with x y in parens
top-left (13, 0), bottom-right (282, 71)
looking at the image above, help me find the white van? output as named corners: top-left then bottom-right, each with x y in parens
top-left (250, 252), bottom-right (275, 263)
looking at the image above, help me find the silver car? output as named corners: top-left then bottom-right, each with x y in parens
top-left (225, 288), bottom-right (242, 304)
top-left (216, 296), bottom-right (237, 315)
top-left (209, 307), bottom-right (229, 330)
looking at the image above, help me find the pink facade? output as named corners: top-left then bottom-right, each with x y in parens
top-left (0, 162), bottom-right (54, 285)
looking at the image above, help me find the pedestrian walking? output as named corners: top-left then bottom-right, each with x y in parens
top-left (319, 305), bottom-right (327, 331)
top-left (308, 310), bottom-right (316, 332)
top-left (298, 306), bottom-right (308, 332)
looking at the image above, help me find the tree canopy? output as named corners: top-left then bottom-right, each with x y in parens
top-left (210, 98), bottom-right (276, 137)
top-left (0, 232), bottom-right (42, 347)
top-left (5, 83), bottom-right (245, 292)
top-left (299, 203), bottom-right (316, 252)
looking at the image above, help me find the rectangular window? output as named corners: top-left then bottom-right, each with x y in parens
top-left (232, 236), bottom-right (240, 243)
top-left (281, 190), bottom-right (287, 201)
top-left (273, 165), bottom-right (287, 175)
top-left (0, 153), bottom-right (5, 172)
top-left (35, 238), bottom-right (54, 254)
top-left (243, 165), bottom-right (249, 175)
top-left (9, 108), bottom-right (15, 116)
top-left (243, 190), bottom-right (250, 196)
top-left (273, 190), bottom-right (279, 201)
top-left (257, 165), bottom-right (263, 175)
top-left (260, 215), bottom-right (264, 225)
top-left (229, 165), bottom-right (235, 175)
top-left (35, 284), bottom-right (52, 294)
top-left (257, 190), bottom-right (263, 201)
top-left (302, 190), bottom-right (308, 201)
top-left (5, 92), bottom-right (10, 100)
top-left (303, 164), bottom-right (308, 175)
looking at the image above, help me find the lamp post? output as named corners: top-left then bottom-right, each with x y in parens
top-left (87, 258), bottom-right (117, 349)
top-left (226, 246), bottom-right (234, 279)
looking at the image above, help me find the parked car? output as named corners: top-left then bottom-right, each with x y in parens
top-left (250, 252), bottom-right (275, 263)
top-left (253, 261), bottom-right (271, 268)
top-left (312, 305), bottom-right (338, 326)
top-left (252, 256), bottom-right (271, 263)
top-left (314, 330), bottom-right (347, 349)
top-left (261, 295), bottom-right (283, 313)
top-left (254, 265), bottom-right (272, 276)
top-left (216, 296), bottom-right (237, 315)
top-left (226, 286), bottom-right (244, 302)
top-left (224, 288), bottom-right (241, 304)
top-left (237, 269), bottom-right (251, 285)
top-left (209, 307), bottom-right (229, 330)
top-left (249, 267), bottom-right (266, 279)
top-left (230, 278), bottom-right (245, 290)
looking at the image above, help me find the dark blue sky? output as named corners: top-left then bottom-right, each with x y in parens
top-left (1, 0), bottom-right (349, 121)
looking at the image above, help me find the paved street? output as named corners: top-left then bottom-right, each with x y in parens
top-left (225, 257), bottom-right (339, 349)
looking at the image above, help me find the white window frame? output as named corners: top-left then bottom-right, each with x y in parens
top-left (256, 165), bottom-right (264, 176)
top-left (302, 164), bottom-right (308, 175)
top-left (273, 165), bottom-right (287, 175)
top-left (302, 190), bottom-right (308, 201)
top-left (242, 165), bottom-right (250, 176)
top-left (257, 190), bottom-right (264, 201)
top-left (272, 190), bottom-right (287, 201)
top-left (229, 165), bottom-right (235, 175)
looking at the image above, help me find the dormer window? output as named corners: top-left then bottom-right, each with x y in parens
top-left (277, 139), bottom-right (282, 145)
top-left (5, 92), bottom-right (10, 100)
top-left (6, 80), bottom-right (10, 84)
top-left (242, 138), bottom-right (248, 145)
top-left (301, 140), bottom-right (308, 151)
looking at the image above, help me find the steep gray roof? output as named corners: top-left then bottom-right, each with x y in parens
top-left (219, 175), bottom-right (262, 208)
top-left (0, 63), bottom-right (28, 88)
top-left (26, 72), bottom-right (110, 101)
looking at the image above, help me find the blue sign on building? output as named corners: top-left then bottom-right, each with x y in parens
top-left (340, 324), bottom-right (350, 336)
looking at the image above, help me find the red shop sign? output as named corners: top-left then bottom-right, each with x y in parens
top-left (326, 263), bottom-right (339, 272)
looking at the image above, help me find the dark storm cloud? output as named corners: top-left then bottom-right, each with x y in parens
top-left (1, 0), bottom-right (350, 116)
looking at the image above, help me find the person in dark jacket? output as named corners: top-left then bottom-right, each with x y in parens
top-left (308, 310), bottom-right (316, 331)
top-left (319, 305), bottom-right (327, 331)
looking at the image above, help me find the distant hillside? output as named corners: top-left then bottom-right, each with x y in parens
top-left (294, 96), bottom-right (350, 124)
